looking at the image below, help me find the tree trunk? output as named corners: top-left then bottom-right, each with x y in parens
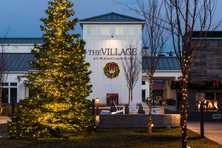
top-left (147, 75), bottom-right (153, 134)
top-left (0, 88), bottom-right (2, 114)
top-left (180, 72), bottom-right (189, 148)
top-left (180, 53), bottom-right (191, 148)
top-left (128, 87), bottom-right (131, 105)
top-left (130, 87), bottom-right (133, 103)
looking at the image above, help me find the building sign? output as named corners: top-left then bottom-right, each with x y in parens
top-left (86, 48), bottom-right (137, 57)
top-left (212, 114), bottom-right (221, 120)
top-left (103, 62), bottom-right (120, 79)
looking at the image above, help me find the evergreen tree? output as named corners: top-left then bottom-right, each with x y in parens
top-left (8, 0), bottom-right (93, 138)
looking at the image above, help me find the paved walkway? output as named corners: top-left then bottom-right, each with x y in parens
top-left (188, 122), bottom-right (222, 145)
top-left (0, 116), bottom-right (10, 124)
top-left (0, 116), bottom-right (10, 137)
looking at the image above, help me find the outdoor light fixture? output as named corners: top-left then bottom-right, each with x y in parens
top-left (96, 97), bottom-right (100, 104)
top-left (111, 33), bottom-right (114, 38)
top-left (95, 98), bottom-right (100, 115)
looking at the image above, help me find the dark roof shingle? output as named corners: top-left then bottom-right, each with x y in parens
top-left (1, 53), bottom-right (180, 72)
top-left (0, 38), bottom-right (43, 44)
top-left (1, 53), bottom-right (34, 72)
top-left (80, 12), bottom-right (144, 23)
top-left (142, 56), bottom-right (180, 71)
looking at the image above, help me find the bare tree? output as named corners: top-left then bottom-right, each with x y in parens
top-left (117, 0), bottom-right (166, 133)
top-left (134, 0), bottom-right (166, 134)
top-left (122, 47), bottom-right (140, 105)
top-left (164, 1), bottom-right (218, 147)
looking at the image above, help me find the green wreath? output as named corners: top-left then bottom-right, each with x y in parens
top-left (104, 62), bottom-right (120, 79)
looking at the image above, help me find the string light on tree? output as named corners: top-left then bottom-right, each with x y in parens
top-left (8, 0), bottom-right (94, 138)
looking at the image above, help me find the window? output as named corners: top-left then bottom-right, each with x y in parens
top-left (1, 82), bottom-right (17, 104)
top-left (2, 83), bottom-right (8, 86)
top-left (10, 83), bottom-right (17, 86)
top-left (115, 26), bottom-right (124, 36)
top-left (142, 89), bottom-right (146, 102)
top-left (128, 27), bottom-right (137, 36)
top-left (153, 80), bottom-right (164, 103)
top-left (196, 92), bottom-right (222, 112)
top-left (100, 26), bottom-right (110, 35)
top-left (10, 88), bottom-right (17, 104)
top-left (85, 26), bottom-right (93, 35)
top-left (2, 88), bottom-right (8, 103)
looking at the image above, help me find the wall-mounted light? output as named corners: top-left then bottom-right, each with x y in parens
top-left (111, 33), bottom-right (114, 38)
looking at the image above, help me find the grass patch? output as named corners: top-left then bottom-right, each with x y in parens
top-left (0, 128), bottom-right (221, 148)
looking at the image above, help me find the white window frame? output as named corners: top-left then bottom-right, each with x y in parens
top-left (1, 82), bottom-right (18, 104)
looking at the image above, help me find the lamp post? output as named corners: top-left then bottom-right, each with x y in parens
top-left (95, 98), bottom-right (100, 115)
top-left (92, 99), bottom-right (96, 130)
top-left (92, 99), bottom-right (95, 116)
top-left (200, 98), bottom-right (206, 138)
top-left (95, 98), bottom-right (100, 129)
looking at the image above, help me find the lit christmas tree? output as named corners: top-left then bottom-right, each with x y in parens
top-left (8, 0), bottom-right (93, 138)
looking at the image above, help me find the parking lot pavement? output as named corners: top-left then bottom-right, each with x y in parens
top-left (188, 122), bottom-right (222, 145)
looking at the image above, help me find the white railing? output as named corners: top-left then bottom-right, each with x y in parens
top-left (99, 105), bottom-right (126, 115)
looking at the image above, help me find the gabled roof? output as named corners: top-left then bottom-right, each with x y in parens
top-left (0, 38), bottom-right (43, 44)
top-left (1, 53), bottom-right (34, 72)
top-left (80, 12), bottom-right (145, 24)
top-left (142, 56), bottom-right (180, 71)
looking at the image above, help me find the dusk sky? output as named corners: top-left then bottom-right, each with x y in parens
top-left (0, 0), bottom-right (136, 37)
top-left (0, 0), bottom-right (221, 37)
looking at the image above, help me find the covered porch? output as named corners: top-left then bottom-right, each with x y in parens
top-left (142, 70), bottom-right (181, 114)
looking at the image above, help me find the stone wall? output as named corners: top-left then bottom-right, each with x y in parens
top-left (98, 114), bottom-right (180, 128)
top-left (189, 112), bottom-right (222, 121)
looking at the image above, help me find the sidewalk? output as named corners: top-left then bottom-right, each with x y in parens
top-left (0, 116), bottom-right (10, 124)
top-left (0, 116), bottom-right (10, 137)
top-left (188, 122), bottom-right (222, 145)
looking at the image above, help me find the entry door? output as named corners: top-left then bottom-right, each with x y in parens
top-left (106, 93), bottom-right (119, 106)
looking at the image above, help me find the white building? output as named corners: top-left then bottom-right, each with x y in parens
top-left (0, 12), bottom-right (181, 112)
top-left (0, 38), bottom-right (42, 104)
top-left (80, 12), bottom-right (145, 105)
